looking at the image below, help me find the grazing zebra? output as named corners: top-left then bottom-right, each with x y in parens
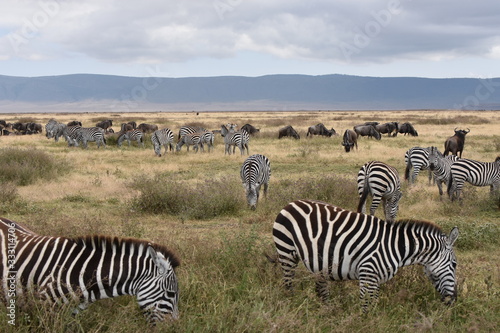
top-left (151, 128), bottom-right (175, 157)
top-left (221, 125), bottom-right (250, 155)
top-left (404, 147), bottom-right (433, 184)
top-left (77, 127), bottom-right (107, 149)
top-left (178, 126), bottom-right (206, 140)
top-left (357, 160), bottom-right (402, 222)
top-left (63, 125), bottom-right (82, 147)
top-left (117, 129), bottom-right (144, 148)
top-left (176, 133), bottom-right (202, 152)
top-left (199, 131), bottom-right (215, 153)
top-left (272, 199), bottom-right (459, 311)
top-left (240, 154), bottom-right (271, 210)
top-left (0, 217), bottom-right (180, 324)
top-left (45, 120), bottom-right (67, 142)
top-left (447, 156), bottom-right (500, 201)
top-left (428, 146), bottom-right (460, 197)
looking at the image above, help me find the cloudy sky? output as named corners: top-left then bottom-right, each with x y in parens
top-left (1, 0), bottom-right (499, 79)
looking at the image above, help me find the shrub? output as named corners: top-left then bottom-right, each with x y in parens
top-left (0, 148), bottom-right (69, 186)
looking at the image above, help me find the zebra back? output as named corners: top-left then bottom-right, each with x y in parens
top-left (272, 200), bottom-right (459, 311)
top-left (178, 126), bottom-right (206, 139)
top-left (0, 217), bottom-right (180, 324)
top-left (240, 154), bottom-right (271, 209)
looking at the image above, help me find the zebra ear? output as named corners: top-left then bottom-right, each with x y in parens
top-left (147, 245), bottom-right (171, 274)
top-left (448, 227), bottom-right (459, 246)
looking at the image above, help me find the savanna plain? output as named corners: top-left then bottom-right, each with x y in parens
top-left (0, 110), bottom-right (499, 333)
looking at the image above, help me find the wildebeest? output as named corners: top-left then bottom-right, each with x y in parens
top-left (241, 123), bottom-right (260, 135)
top-left (137, 123), bottom-right (159, 133)
top-left (341, 129), bottom-right (358, 152)
top-left (375, 122), bottom-right (399, 137)
top-left (67, 120), bottom-right (82, 127)
top-left (398, 122), bottom-right (418, 136)
top-left (120, 123), bottom-right (134, 133)
top-left (96, 119), bottom-right (113, 132)
top-left (444, 128), bottom-right (470, 158)
top-left (278, 125), bottom-right (300, 139)
top-left (353, 124), bottom-right (381, 140)
top-left (127, 121), bottom-right (137, 129)
top-left (306, 123), bottom-right (336, 137)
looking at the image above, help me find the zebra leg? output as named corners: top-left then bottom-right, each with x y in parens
top-left (263, 183), bottom-right (268, 199)
top-left (412, 166), bottom-right (421, 183)
top-left (277, 253), bottom-right (299, 291)
top-left (436, 180), bottom-right (444, 197)
top-left (315, 274), bottom-right (330, 302)
top-left (370, 195), bottom-right (382, 216)
top-left (358, 276), bottom-right (380, 313)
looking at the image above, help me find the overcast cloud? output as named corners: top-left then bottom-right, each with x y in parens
top-left (1, 0), bottom-right (499, 78)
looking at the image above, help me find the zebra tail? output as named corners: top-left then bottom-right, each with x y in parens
top-left (404, 158), bottom-right (412, 181)
top-left (447, 171), bottom-right (454, 197)
top-left (357, 180), bottom-right (370, 213)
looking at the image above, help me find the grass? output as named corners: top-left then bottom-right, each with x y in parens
top-left (0, 110), bottom-right (499, 332)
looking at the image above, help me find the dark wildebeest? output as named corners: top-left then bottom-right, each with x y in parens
top-left (375, 122), bottom-right (399, 137)
top-left (120, 123), bottom-right (134, 133)
top-left (398, 122), bottom-right (418, 136)
top-left (278, 125), bottom-right (300, 139)
top-left (67, 120), bottom-right (82, 127)
top-left (127, 121), bottom-right (137, 129)
top-left (241, 123), bottom-right (260, 135)
top-left (444, 128), bottom-right (470, 158)
top-left (307, 123), bottom-right (336, 137)
top-left (96, 119), bottom-right (113, 132)
top-left (353, 124), bottom-right (381, 140)
top-left (342, 129), bottom-right (358, 152)
top-left (137, 123), bottom-right (158, 133)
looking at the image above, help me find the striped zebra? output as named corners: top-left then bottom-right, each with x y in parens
top-left (221, 125), bottom-right (250, 155)
top-left (45, 120), bottom-right (66, 142)
top-left (151, 128), bottom-right (175, 157)
top-left (240, 154), bottom-right (271, 210)
top-left (357, 160), bottom-right (402, 222)
top-left (272, 199), bottom-right (459, 311)
top-left (77, 127), bottom-right (107, 149)
top-left (178, 126), bottom-right (206, 140)
top-left (199, 131), bottom-right (215, 153)
top-left (176, 133), bottom-right (202, 152)
top-left (0, 217), bottom-right (180, 324)
top-left (404, 146), bottom-right (433, 184)
top-left (117, 129), bottom-right (144, 148)
top-left (428, 146), bottom-right (460, 197)
top-left (63, 125), bottom-right (82, 147)
top-left (447, 156), bottom-right (500, 201)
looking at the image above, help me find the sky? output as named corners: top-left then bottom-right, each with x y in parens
top-left (1, 0), bottom-right (500, 79)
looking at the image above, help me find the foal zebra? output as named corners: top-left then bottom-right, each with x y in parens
top-left (272, 199), bottom-right (459, 312)
top-left (151, 128), bottom-right (175, 157)
top-left (199, 131), bottom-right (215, 152)
top-left (428, 146), bottom-right (460, 197)
top-left (118, 129), bottom-right (145, 148)
top-left (357, 160), bottom-right (402, 222)
top-left (176, 133), bottom-right (203, 152)
top-left (0, 217), bottom-right (180, 324)
top-left (404, 146), bottom-right (433, 184)
top-left (447, 156), bottom-right (500, 201)
top-left (240, 154), bottom-right (271, 210)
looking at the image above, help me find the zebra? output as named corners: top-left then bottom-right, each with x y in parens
top-left (272, 199), bottom-right (459, 312)
top-left (63, 125), bottom-right (82, 147)
top-left (117, 129), bottom-right (145, 148)
top-left (221, 125), bottom-right (250, 155)
top-left (447, 156), bottom-right (500, 201)
top-left (176, 133), bottom-right (203, 152)
top-left (77, 127), bottom-right (107, 149)
top-left (178, 126), bottom-right (206, 140)
top-left (0, 217), bottom-right (180, 324)
top-left (357, 160), bottom-right (402, 222)
top-left (151, 128), bottom-right (175, 157)
top-left (199, 131), bottom-right (215, 153)
top-left (428, 146), bottom-right (460, 197)
top-left (404, 147), bottom-right (434, 184)
top-left (240, 154), bottom-right (271, 210)
top-left (45, 120), bottom-right (67, 142)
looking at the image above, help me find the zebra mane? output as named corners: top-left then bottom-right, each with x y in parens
top-left (395, 219), bottom-right (444, 235)
top-left (77, 235), bottom-right (180, 268)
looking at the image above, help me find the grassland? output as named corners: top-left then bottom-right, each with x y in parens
top-left (0, 110), bottom-right (499, 332)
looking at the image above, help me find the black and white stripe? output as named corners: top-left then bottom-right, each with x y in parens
top-left (178, 126), bottom-right (206, 140)
top-left (447, 156), bottom-right (500, 201)
top-left (176, 133), bottom-right (202, 152)
top-left (117, 129), bottom-right (144, 148)
top-left (0, 217), bottom-right (180, 324)
top-left (240, 154), bottom-right (271, 210)
top-left (151, 128), bottom-right (175, 157)
top-left (63, 125), bottom-right (83, 147)
top-left (404, 147), bottom-right (433, 184)
top-left (77, 127), bottom-right (107, 149)
top-left (221, 125), bottom-right (250, 155)
top-left (199, 131), bottom-right (215, 153)
top-left (45, 119), bottom-right (66, 142)
top-left (357, 161), bottom-right (402, 222)
top-left (428, 146), bottom-right (460, 197)
top-left (272, 200), bottom-right (459, 311)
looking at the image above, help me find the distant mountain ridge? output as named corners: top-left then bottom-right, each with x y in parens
top-left (1, 73), bottom-right (499, 112)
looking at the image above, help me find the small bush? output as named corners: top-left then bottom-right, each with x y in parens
top-left (0, 148), bottom-right (69, 186)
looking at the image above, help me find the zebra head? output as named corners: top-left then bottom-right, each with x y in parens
top-left (428, 146), bottom-right (442, 171)
top-left (244, 184), bottom-right (259, 210)
top-left (137, 246), bottom-right (180, 324)
top-left (423, 227), bottom-right (459, 305)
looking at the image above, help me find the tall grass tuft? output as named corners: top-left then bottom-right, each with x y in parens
top-left (0, 148), bottom-right (69, 186)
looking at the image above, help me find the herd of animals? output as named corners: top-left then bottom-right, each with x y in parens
top-left (0, 116), bottom-right (499, 326)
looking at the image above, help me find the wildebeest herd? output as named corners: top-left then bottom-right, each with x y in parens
top-left (0, 115), bottom-right (498, 326)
